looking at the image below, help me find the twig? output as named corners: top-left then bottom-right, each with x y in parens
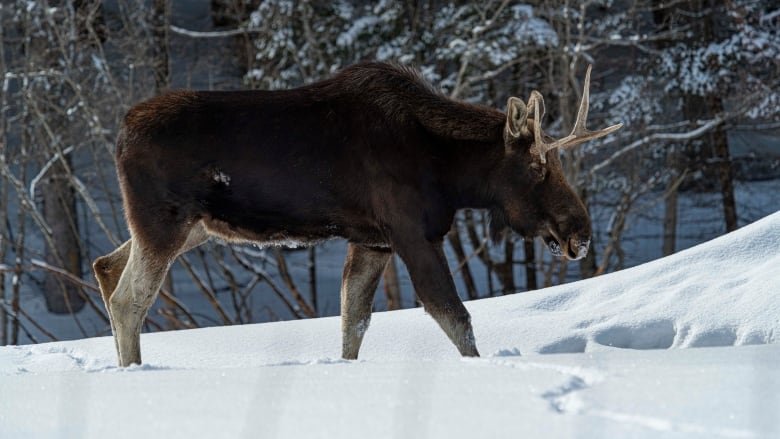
top-left (228, 246), bottom-right (307, 319)
top-left (451, 236), bottom-right (488, 276)
top-left (0, 301), bottom-right (43, 343)
top-left (589, 116), bottom-right (725, 176)
top-left (29, 259), bottom-right (109, 324)
top-left (16, 305), bottom-right (58, 341)
top-left (12, 259), bottom-right (106, 323)
top-left (28, 259), bottom-right (98, 292)
top-left (169, 25), bottom-right (258, 38)
top-left (273, 248), bottom-right (316, 318)
top-left (178, 256), bottom-right (233, 325)
top-left (28, 145), bottom-right (75, 201)
top-left (157, 287), bottom-right (199, 329)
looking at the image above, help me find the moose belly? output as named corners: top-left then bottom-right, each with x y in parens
top-left (201, 213), bottom-right (388, 249)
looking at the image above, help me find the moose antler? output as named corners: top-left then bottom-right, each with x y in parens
top-left (530, 65), bottom-right (623, 164)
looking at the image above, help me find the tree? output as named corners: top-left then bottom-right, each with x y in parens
top-left (1, 0), bottom-right (158, 341)
top-left (2, 0), bottom-right (778, 343)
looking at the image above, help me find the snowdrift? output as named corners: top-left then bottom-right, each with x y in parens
top-left (2, 211), bottom-right (779, 438)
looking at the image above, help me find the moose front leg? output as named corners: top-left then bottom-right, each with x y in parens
top-left (340, 243), bottom-right (391, 359)
top-left (394, 237), bottom-right (479, 357)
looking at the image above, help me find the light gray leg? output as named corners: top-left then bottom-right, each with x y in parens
top-left (341, 243), bottom-right (391, 359)
top-left (108, 224), bottom-right (208, 366)
top-left (93, 239), bottom-right (132, 360)
top-left (109, 242), bottom-right (169, 366)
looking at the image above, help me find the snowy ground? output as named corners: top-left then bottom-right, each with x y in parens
top-left (1, 211), bottom-right (779, 438)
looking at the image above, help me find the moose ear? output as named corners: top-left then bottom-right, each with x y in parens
top-left (505, 97), bottom-right (527, 138)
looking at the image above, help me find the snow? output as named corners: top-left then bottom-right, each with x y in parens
top-left (2, 211), bottom-right (780, 438)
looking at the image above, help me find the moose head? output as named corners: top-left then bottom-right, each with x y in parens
top-left (492, 65), bottom-right (623, 260)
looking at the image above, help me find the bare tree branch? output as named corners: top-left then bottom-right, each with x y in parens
top-left (170, 24), bottom-right (258, 38)
top-left (589, 117), bottom-right (725, 177)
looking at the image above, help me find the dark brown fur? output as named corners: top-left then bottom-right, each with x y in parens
top-left (95, 62), bottom-right (593, 366)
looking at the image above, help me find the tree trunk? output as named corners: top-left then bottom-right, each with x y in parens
top-left (447, 225), bottom-right (478, 299)
top-left (710, 102), bottom-right (738, 232)
top-left (41, 159), bottom-right (85, 314)
top-left (701, 5), bottom-right (738, 232)
top-left (308, 247), bottom-right (318, 314)
top-left (34, 4), bottom-right (88, 314)
top-left (0, 21), bottom-right (8, 344)
top-left (523, 239), bottom-right (537, 291)
top-left (654, 0), bottom-right (677, 257)
top-left (661, 0), bottom-right (738, 247)
top-left (151, 0), bottom-right (171, 93)
top-left (494, 239), bottom-right (515, 294)
top-left (577, 188), bottom-right (597, 278)
top-left (383, 256), bottom-right (402, 311)
top-left (0, 183), bottom-right (6, 344)
top-left (662, 168), bottom-right (679, 256)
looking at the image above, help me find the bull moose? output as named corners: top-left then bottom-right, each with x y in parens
top-left (93, 62), bottom-right (621, 366)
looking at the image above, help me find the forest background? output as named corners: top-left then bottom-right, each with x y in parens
top-left (0, 0), bottom-right (778, 345)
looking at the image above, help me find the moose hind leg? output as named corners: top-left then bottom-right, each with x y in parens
top-left (109, 222), bottom-right (207, 366)
top-left (341, 243), bottom-right (391, 359)
top-left (108, 240), bottom-right (172, 366)
top-left (92, 239), bottom-right (132, 358)
top-left (93, 239), bottom-right (132, 309)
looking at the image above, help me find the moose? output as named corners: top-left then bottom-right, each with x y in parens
top-left (93, 62), bottom-right (621, 366)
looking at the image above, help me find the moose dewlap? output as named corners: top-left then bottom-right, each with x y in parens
top-left (93, 62), bottom-right (622, 367)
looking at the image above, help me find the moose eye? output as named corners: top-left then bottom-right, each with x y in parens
top-left (529, 162), bottom-right (546, 181)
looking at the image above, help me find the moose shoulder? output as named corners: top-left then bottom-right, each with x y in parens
top-left (93, 62), bottom-right (622, 366)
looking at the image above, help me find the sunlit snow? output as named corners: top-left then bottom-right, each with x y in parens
top-left (1, 212), bottom-right (779, 439)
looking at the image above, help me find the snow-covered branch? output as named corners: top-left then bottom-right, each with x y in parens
top-left (169, 25), bottom-right (260, 38)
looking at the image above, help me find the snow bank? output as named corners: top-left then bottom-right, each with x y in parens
top-left (1, 211), bottom-right (779, 438)
top-left (472, 208), bottom-right (780, 356)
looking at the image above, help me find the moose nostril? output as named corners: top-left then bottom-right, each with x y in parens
top-left (568, 238), bottom-right (590, 260)
top-left (547, 239), bottom-right (563, 257)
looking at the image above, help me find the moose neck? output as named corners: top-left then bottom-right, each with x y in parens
top-left (443, 137), bottom-right (505, 210)
top-left (414, 97), bottom-right (506, 211)
top-left (315, 62), bottom-right (508, 211)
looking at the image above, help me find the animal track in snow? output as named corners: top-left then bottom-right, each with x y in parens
top-left (538, 336), bottom-right (588, 354)
top-left (530, 292), bottom-right (578, 312)
top-left (589, 321), bottom-right (772, 351)
top-left (541, 374), bottom-right (590, 413)
top-left (485, 356), bottom-right (605, 415)
top-left (593, 320), bottom-right (676, 350)
top-left (11, 345), bottom-right (172, 374)
top-left (683, 327), bottom-right (739, 348)
top-left (739, 329), bottom-right (774, 345)
top-left (533, 316), bottom-right (776, 355)
top-left (573, 317), bottom-right (608, 329)
top-left (533, 363), bottom-right (605, 415)
top-left (489, 347), bottom-right (522, 357)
